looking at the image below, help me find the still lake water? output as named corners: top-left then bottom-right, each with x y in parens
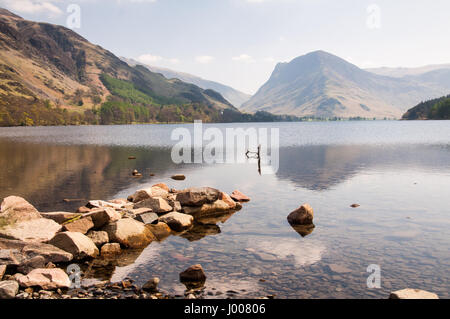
top-left (0, 121), bottom-right (449, 299)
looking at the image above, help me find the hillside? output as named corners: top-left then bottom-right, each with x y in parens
top-left (242, 51), bottom-right (450, 119)
top-left (366, 64), bottom-right (450, 78)
top-left (402, 95), bottom-right (450, 120)
top-left (123, 58), bottom-right (251, 108)
top-left (0, 8), bottom-right (235, 126)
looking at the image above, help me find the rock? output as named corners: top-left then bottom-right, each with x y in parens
top-left (327, 264), bottom-right (352, 274)
top-left (76, 206), bottom-right (92, 214)
top-left (389, 289), bottom-right (439, 299)
top-left (134, 197), bottom-right (172, 214)
top-left (49, 232), bottom-right (99, 260)
top-left (0, 265), bottom-right (6, 280)
top-left (21, 243), bottom-right (73, 264)
top-left (40, 212), bottom-right (81, 224)
top-left (128, 156), bottom-right (136, 160)
top-left (287, 203), bottom-right (314, 225)
top-left (131, 207), bottom-right (153, 216)
top-left (159, 212), bottom-right (194, 232)
top-left (153, 183), bottom-right (170, 191)
top-left (171, 174), bottom-right (186, 181)
top-left (18, 268), bottom-right (71, 290)
top-left (142, 277), bottom-right (160, 292)
top-left (83, 208), bottom-right (121, 229)
top-left (63, 216), bottom-right (94, 234)
top-left (219, 192), bottom-right (237, 209)
top-left (86, 200), bottom-right (123, 210)
top-left (291, 224), bottom-right (315, 237)
top-left (176, 187), bottom-right (221, 207)
top-left (132, 169), bottom-right (141, 177)
top-left (128, 186), bottom-right (169, 203)
top-left (135, 212), bottom-right (159, 225)
top-left (230, 190), bottom-right (251, 202)
top-left (183, 200), bottom-right (234, 218)
top-left (0, 280), bottom-right (19, 299)
top-left (0, 196), bottom-right (40, 221)
top-left (101, 243), bottom-right (121, 257)
top-left (103, 218), bottom-right (155, 248)
top-left (0, 238), bottom-right (73, 264)
top-left (146, 222), bottom-right (172, 241)
top-left (180, 264), bottom-right (206, 288)
top-left (86, 231), bottom-right (109, 247)
top-left (17, 255), bottom-right (46, 274)
top-left (0, 249), bottom-right (25, 266)
top-left (351, 204), bottom-right (360, 208)
top-left (0, 198), bottom-right (62, 243)
top-left (0, 218), bottom-right (62, 243)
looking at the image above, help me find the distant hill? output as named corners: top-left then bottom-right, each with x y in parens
top-left (402, 95), bottom-right (450, 120)
top-left (366, 64), bottom-right (450, 78)
top-left (122, 58), bottom-right (251, 108)
top-left (0, 8), bottom-right (235, 126)
top-left (242, 51), bottom-right (450, 119)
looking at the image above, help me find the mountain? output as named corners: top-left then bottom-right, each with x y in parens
top-left (0, 8), bottom-right (235, 126)
top-left (402, 94), bottom-right (450, 120)
top-left (122, 58), bottom-right (251, 108)
top-left (242, 51), bottom-right (450, 119)
top-left (366, 64), bottom-right (450, 78)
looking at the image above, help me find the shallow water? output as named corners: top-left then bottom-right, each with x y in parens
top-left (0, 121), bottom-right (449, 299)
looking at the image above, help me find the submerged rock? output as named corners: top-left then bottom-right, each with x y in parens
top-left (287, 204), bottom-right (314, 226)
top-left (142, 277), bottom-right (160, 292)
top-left (103, 218), bottom-right (155, 248)
top-left (180, 264), bottom-right (206, 288)
top-left (100, 243), bottom-right (121, 257)
top-left (389, 289), bottom-right (439, 299)
top-left (159, 212), bottom-right (194, 232)
top-left (146, 222), bottom-right (172, 241)
top-left (171, 174), bottom-right (186, 181)
top-left (49, 232), bottom-right (99, 260)
top-left (291, 224), bottom-right (316, 237)
top-left (18, 268), bottom-right (71, 290)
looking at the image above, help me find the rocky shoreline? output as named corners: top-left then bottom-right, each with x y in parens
top-left (0, 184), bottom-right (255, 299)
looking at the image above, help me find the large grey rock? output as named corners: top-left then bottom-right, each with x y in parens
top-left (159, 212), bottom-right (194, 232)
top-left (0, 280), bottom-right (19, 299)
top-left (103, 219), bottom-right (155, 248)
top-left (287, 203), bottom-right (314, 226)
top-left (134, 197), bottom-right (172, 214)
top-left (83, 208), bottom-right (121, 229)
top-left (135, 212), bottom-right (159, 225)
top-left (18, 268), bottom-right (71, 290)
top-left (176, 187), bottom-right (221, 207)
top-left (49, 232), bottom-right (99, 260)
top-left (389, 289), bottom-right (439, 299)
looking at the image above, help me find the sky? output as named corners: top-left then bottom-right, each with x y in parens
top-left (1, 0), bottom-right (450, 94)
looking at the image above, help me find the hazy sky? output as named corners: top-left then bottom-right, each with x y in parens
top-left (1, 0), bottom-right (450, 94)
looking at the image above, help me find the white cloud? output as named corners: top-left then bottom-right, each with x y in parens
top-left (232, 54), bottom-right (255, 63)
top-left (195, 55), bottom-right (215, 64)
top-left (0, 0), bottom-right (63, 16)
top-left (137, 54), bottom-right (179, 65)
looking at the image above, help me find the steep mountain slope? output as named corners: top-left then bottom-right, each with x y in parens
top-left (402, 94), bottom-right (450, 120)
top-left (0, 8), bottom-right (235, 126)
top-left (123, 58), bottom-right (251, 108)
top-left (242, 51), bottom-right (450, 119)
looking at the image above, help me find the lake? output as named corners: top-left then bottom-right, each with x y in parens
top-left (0, 121), bottom-right (449, 299)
